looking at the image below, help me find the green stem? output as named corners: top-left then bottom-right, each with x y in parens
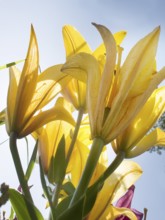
top-left (9, 132), bottom-right (33, 204)
top-left (90, 151), bottom-right (125, 220)
top-left (99, 151), bottom-right (125, 183)
top-left (69, 137), bottom-right (105, 207)
top-left (66, 108), bottom-right (84, 165)
top-left (52, 183), bottom-right (61, 208)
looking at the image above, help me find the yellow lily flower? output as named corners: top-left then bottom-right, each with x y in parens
top-left (61, 25), bottom-right (126, 112)
top-left (86, 160), bottom-right (142, 220)
top-left (112, 86), bottom-right (165, 157)
top-left (62, 23), bottom-right (165, 144)
top-left (6, 26), bottom-right (71, 138)
top-left (36, 97), bottom-right (74, 173)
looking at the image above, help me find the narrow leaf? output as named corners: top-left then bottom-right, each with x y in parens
top-left (9, 189), bottom-right (44, 220)
top-left (48, 135), bottom-right (66, 183)
top-left (25, 140), bottom-right (38, 181)
top-left (39, 158), bottom-right (54, 218)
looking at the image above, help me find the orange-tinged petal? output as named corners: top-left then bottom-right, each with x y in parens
top-left (127, 128), bottom-right (165, 157)
top-left (19, 97), bottom-right (75, 137)
top-left (88, 160), bottom-right (142, 219)
top-left (62, 25), bottom-right (92, 58)
top-left (12, 25), bottom-right (39, 130)
top-left (7, 66), bottom-right (21, 131)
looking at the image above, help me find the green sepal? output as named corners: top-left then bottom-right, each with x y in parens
top-left (25, 140), bottom-right (38, 181)
top-left (61, 181), bottom-right (75, 196)
top-left (9, 189), bottom-right (44, 220)
top-left (48, 135), bottom-right (66, 184)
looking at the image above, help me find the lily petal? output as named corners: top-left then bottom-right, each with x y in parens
top-left (87, 160), bottom-right (142, 219)
top-left (62, 25), bottom-right (92, 58)
top-left (19, 97), bottom-right (75, 137)
top-left (117, 86), bottom-right (165, 153)
top-left (127, 128), bottom-right (165, 157)
top-left (70, 141), bottom-right (89, 186)
top-left (95, 205), bottom-right (138, 220)
top-left (39, 120), bottom-right (72, 173)
top-left (7, 66), bottom-right (21, 130)
top-left (13, 25), bottom-right (39, 130)
top-left (26, 64), bottom-right (71, 115)
top-left (103, 27), bottom-right (161, 140)
top-left (92, 23), bottom-right (117, 135)
top-left (62, 52), bottom-right (100, 136)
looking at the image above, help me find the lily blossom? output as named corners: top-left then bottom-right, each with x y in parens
top-left (112, 86), bottom-right (165, 158)
top-left (6, 26), bottom-right (72, 138)
top-left (115, 185), bottom-right (143, 220)
top-left (86, 161), bottom-right (142, 220)
top-left (61, 25), bottom-right (126, 113)
top-left (62, 24), bottom-right (165, 144)
top-left (36, 97), bottom-right (75, 174)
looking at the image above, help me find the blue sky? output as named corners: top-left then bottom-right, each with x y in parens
top-left (0, 0), bottom-right (165, 219)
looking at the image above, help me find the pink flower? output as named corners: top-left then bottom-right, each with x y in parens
top-left (115, 185), bottom-right (143, 220)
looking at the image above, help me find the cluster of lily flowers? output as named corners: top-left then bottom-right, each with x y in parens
top-left (1, 23), bottom-right (165, 220)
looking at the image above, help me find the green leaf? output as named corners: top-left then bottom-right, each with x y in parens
top-left (25, 140), bottom-right (38, 181)
top-left (48, 135), bottom-right (66, 183)
top-left (8, 207), bottom-right (15, 220)
top-left (57, 195), bottom-right (84, 220)
top-left (39, 157), bottom-right (54, 219)
top-left (56, 195), bottom-right (71, 217)
top-left (56, 181), bottom-right (102, 219)
top-left (9, 189), bottom-right (44, 220)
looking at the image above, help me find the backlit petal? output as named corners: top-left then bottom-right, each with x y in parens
top-left (26, 64), bottom-right (71, 116)
top-left (88, 160), bottom-right (142, 219)
top-left (127, 128), bottom-right (165, 157)
top-left (19, 97), bottom-right (75, 137)
top-left (92, 23), bottom-right (117, 135)
top-left (95, 205), bottom-right (137, 220)
top-left (118, 86), bottom-right (165, 153)
top-left (103, 27), bottom-right (160, 140)
top-left (62, 25), bottom-right (92, 58)
top-left (11, 26), bottom-right (39, 133)
top-left (7, 66), bottom-right (21, 131)
top-left (62, 52), bottom-right (100, 136)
